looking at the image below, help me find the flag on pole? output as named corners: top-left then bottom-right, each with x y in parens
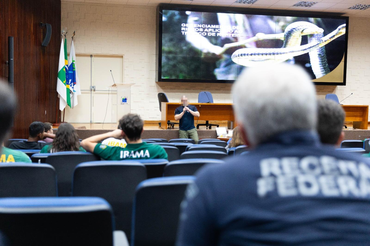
top-left (56, 38), bottom-right (70, 111)
top-left (67, 38), bottom-right (81, 108)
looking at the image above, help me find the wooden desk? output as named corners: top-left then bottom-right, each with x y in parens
top-left (161, 103), bottom-right (234, 129)
top-left (342, 105), bottom-right (369, 129)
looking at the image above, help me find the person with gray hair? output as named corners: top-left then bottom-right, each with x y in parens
top-left (317, 99), bottom-right (345, 146)
top-left (176, 63), bottom-right (370, 245)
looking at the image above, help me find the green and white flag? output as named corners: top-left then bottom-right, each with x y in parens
top-left (57, 38), bottom-right (71, 111)
top-left (67, 39), bottom-right (81, 108)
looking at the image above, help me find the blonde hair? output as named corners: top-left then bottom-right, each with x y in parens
top-left (229, 126), bottom-right (244, 148)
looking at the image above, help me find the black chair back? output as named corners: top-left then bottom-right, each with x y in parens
top-left (158, 93), bottom-right (169, 112)
top-left (73, 161), bottom-right (147, 241)
top-left (131, 176), bottom-right (194, 246)
top-left (187, 144), bottom-right (227, 153)
top-left (0, 163), bottom-right (57, 197)
top-left (163, 159), bottom-right (224, 176)
top-left (199, 140), bottom-right (227, 147)
top-left (161, 146), bottom-right (180, 162)
top-left (45, 152), bottom-right (100, 196)
top-left (340, 140), bottom-right (363, 148)
top-left (235, 145), bottom-right (248, 155)
top-left (180, 150), bottom-right (227, 160)
top-left (169, 138), bottom-right (195, 144)
top-left (0, 197), bottom-right (113, 246)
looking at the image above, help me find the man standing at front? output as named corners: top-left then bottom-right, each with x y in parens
top-left (175, 95), bottom-right (200, 143)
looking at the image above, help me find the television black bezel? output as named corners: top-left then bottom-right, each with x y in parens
top-left (156, 3), bottom-right (349, 86)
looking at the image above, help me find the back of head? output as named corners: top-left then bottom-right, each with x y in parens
top-left (29, 121), bottom-right (45, 138)
top-left (317, 99), bottom-right (345, 145)
top-left (52, 123), bottom-right (80, 152)
top-left (232, 63), bottom-right (317, 146)
top-left (118, 114), bottom-right (143, 141)
top-left (0, 81), bottom-right (17, 145)
top-left (44, 122), bottom-right (52, 133)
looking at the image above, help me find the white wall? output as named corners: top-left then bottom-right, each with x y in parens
top-left (62, 2), bottom-right (370, 120)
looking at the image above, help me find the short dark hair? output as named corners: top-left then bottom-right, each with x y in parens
top-left (29, 121), bottom-right (45, 138)
top-left (118, 114), bottom-right (143, 141)
top-left (317, 99), bottom-right (345, 145)
top-left (0, 81), bottom-right (17, 144)
top-left (44, 122), bottom-right (52, 132)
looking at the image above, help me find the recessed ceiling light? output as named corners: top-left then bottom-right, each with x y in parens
top-left (235, 0), bottom-right (258, 4)
top-left (293, 1), bottom-right (318, 8)
top-left (348, 4), bottom-right (370, 10)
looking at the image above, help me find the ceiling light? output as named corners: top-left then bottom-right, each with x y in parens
top-left (293, 1), bottom-right (318, 8)
top-left (348, 4), bottom-right (370, 10)
top-left (235, 0), bottom-right (258, 4)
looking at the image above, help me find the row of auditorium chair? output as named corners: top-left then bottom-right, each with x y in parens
top-left (0, 161), bottom-right (201, 246)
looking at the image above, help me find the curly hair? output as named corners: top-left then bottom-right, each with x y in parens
top-left (51, 123), bottom-right (80, 152)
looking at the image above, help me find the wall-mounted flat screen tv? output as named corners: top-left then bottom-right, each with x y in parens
top-left (157, 4), bottom-right (348, 85)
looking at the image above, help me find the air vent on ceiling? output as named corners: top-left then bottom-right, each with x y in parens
top-left (348, 4), bottom-right (370, 10)
top-left (235, 0), bottom-right (258, 4)
top-left (293, 1), bottom-right (318, 8)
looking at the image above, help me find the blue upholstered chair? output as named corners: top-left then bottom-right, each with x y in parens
top-left (120, 159), bottom-right (169, 178)
top-left (45, 152), bottom-right (100, 196)
top-left (199, 140), bottom-right (227, 147)
top-left (325, 93), bottom-right (340, 104)
top-left (163, 158), bottom-right (225, 176)
top-left (186, 144), bottom-right (227, 153)
top-left (0, 197), bottom-right (116, 246)
top-left (73, 161), bottom-right (147, 242)
top-left (0, 163), bottom-right (57, 197)
top-left (131, 176), bottom-right (195, 246)
top-left (340, 140), bottom-right (363, 148)
top-left (180, 150), bottom-right (227, 159)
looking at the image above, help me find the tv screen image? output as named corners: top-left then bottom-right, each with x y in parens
top-left (157, 4), bottom-right (348, 85)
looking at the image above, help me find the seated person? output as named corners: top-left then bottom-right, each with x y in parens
top-left (317, 99), bottom-right (345, 147)
top-left (8, 121), bottom-right (50, 150)
top-left (81, 114), bottom-right (167, 160)
top-left (1, 145), bottom-right (31, 163)
top-left (0, 81), bottom-right (30, 163)
top-left (43, 122), bottom-right (55, 143)
top-left (101, 123), bottom-right (127, 148)
top-left (177, 64), bottom-right (370, 245)
top-left (40, 123), bottom-right (85, 153)
top-left (226, 126), bottom-right (245, 150)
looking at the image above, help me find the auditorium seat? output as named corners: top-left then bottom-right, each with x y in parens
top-left (228, 147), bottom-right (236, 156)
top-left (364, 139), bottom-right (370, 153)
top-left (45, 152), bottom-right (100, 196)
top-left (31, 153), bottom-right (50, 163)
top-left (235, 145), bottom-right (248, 155)
top-left (169, 138), bottom-right (195, 144)
top-left (161, 145), bottom-right (180, 161)
top-left (145, 138), bottom-right (168, 142)
top-left (73, 161), bottom-right (147, 242)
top-left (131, 176), bottom-right (194, 246)
top-left (180, 150), bottom-right (227, 159)
top-left (325, 93), bottom-right (340, 104)
top-left (336, 148), bottom-right (366, 154)
top-left (0, 163), bottom-right (57, 197)
top-left (150, 142), bottom-right (175, 147)
top-left (171, 142), bottom-right (193, 155)
top-left (163, 158), bottom-right (225, 176)
top-left (121, 159), bottom-right (168, 178)
top-left (187, 144), bottom-right (227, 153)
top-left (199, 140), bottom-right (227, 147)
top-left (4, 138), bottom-right (27, 148)
top-left (196, 91), bottom-right (219, 129)
top-left (340, 140), bottom-right (364, 148)
top-left (198, 138), bottom-right (223, 144)
top-left (0, 197), bottom-right (118, 246)
top-left (19, 149), bottom-right (40, 158)
top-left (158, 92), bottom-right (179, 129)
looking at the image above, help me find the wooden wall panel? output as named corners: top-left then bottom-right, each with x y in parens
top-left (0, 0), bottom-right (61, 138)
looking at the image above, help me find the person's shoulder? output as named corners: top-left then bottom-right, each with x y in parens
top-left (2, 147), bottom-right (31, 162)
top-left (189, 104), bottom-right (198, 110)
top-left (40, 145), bottom-right (51, 153)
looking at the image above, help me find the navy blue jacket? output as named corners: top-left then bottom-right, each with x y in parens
top-left (177, 130), bottom-right (370, 246)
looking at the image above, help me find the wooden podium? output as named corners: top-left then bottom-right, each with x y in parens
top-left (342, 105), bottom-right (369, 129)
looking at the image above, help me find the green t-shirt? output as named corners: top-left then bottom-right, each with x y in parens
top-left (0, 147), bottom-right (31, 163)
top-left (94, 142), bottom-right (168, 160)
top-left (40, 145), bottom-right (86, 153)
